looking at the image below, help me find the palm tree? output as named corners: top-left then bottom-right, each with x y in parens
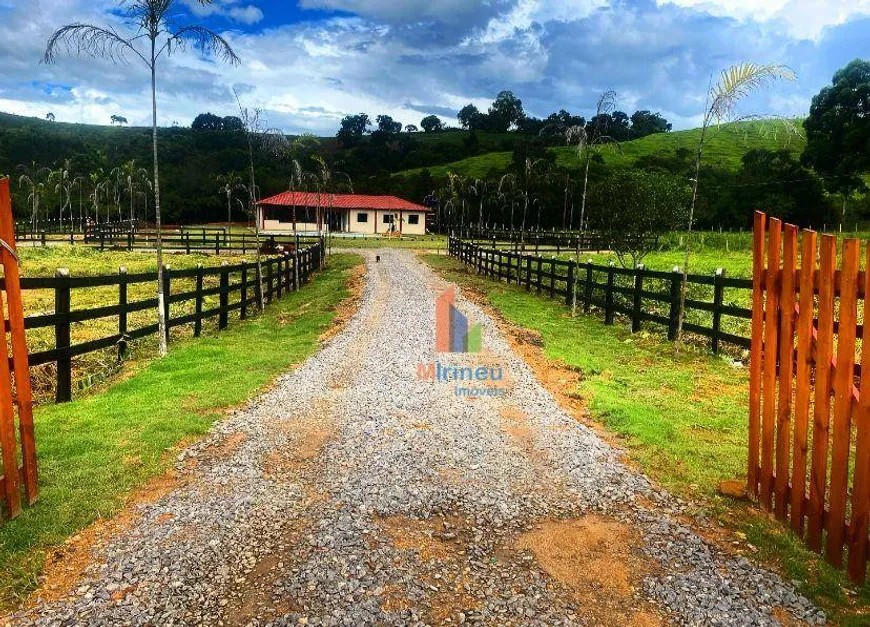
top-left (674, 62), bottom-right (795, 351)
top-left (44, 0), bottom-right (241, 356)
top-left (216, 171), bottom-right (244, 224)
top-left (17, 162), bottom-right (50, 229)
top-left (470, 179), bottom-right (490, 232)
top-left (72, 175), bottom-right (87, 229)
top-left (49, 159), bottom-right (73, 229)
top-left (121, 160), bottom-right (149, 222)
top-left (567, 91), bottom-right (621, 315)
top-left (234, 90), bottom-right (289, 310)
top-left (498, 174), bottom-right (519, 233)
top-left (89, 169), bottom-right (106, 225)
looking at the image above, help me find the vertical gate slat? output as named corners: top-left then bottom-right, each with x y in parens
top-left (0, 179), bottom-right (37, 504)
top-left (808, 234), bottom-right (837, 551)
top-left (775, 224), bottom-right (798, 520)
top-left (748, 211), bottom-right (767, 497)
top-left (0, 284), bottom-right (21, 517)
top-left (848, 245), bottom-right (870, 583)
top-left (761, 217), bottom-right (782, 508)
top-left (826, 238), bottom-right (860, 567)
top-left (791, 230), bottom-right (817, 535)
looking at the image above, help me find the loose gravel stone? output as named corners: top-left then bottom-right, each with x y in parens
top-left (9, 250), bottom-right (825, 626)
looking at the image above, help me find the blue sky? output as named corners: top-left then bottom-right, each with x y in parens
top-left (0, 0), bottom-right (868, 135)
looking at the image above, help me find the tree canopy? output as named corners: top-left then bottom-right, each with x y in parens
top-left (803, 58), bottom-right (870, 194)
top-left (420, 115), bottom-right (444, 133)
top-left (192, 112), bottom-right (244, 132)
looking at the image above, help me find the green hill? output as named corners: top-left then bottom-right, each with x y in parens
top-left (394, 119), bottom-right (807, 180)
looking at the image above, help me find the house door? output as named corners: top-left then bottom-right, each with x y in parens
top-left (326, 210), bottom-right (343, 233)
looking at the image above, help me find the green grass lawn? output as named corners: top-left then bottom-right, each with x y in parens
top-left (393, 119), bottom-right (806, 180)
top-left (0, 253), bottom-right (362, 609)
top-left (12, 246), bottom-right (268, 401)
top-left (422, 253), bottom-right (870, 625)
top-left (395, 152), bottom-right (513, 179)
top-left (553, 119), bottom-right (806, 171)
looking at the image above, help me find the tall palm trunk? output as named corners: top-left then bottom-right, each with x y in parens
top-left (571, 149), bottom-right (593, 316)
top-left (151, 37), bottom-right (167, 357)
top-left (674, 126), bottom-right (706, 354)
top-left (246, 145), bottom-right (264, 310)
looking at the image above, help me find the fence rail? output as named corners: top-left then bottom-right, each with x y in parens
top-left (3, 243), bottom-right (324, 403)
top-left (449, 238), bottom-right (753, 353)
top-left (454, 228), bottom-right (660, 255)
top-left (82, 228), bottom-right (320, 256)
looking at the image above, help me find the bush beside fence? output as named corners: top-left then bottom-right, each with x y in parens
top-left (449, 237), bottom-right (753, 353)
top-left (2, 243), bottom-right (324, 403)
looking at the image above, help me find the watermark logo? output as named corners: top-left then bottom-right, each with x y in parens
top-left (420, 287), bottom-right (508, 397)
top-left (435, 287), bottom-right (481, 353)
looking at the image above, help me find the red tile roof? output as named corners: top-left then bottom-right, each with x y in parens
top-left (257, 191), bottom-right (430, 212)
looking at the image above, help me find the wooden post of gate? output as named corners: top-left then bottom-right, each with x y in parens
top-left (0, 178), bottom-right (38, 510)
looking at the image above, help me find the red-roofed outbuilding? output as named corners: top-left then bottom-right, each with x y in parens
top-left (256, 191), bottom-right (430, 235)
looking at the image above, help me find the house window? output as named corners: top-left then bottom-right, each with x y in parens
top-left (408, 214), bottom-right (420, 225)
top-left (383, 214), bottom-right (394, 224)
top-left (357, 212), bottom-right (368, 223)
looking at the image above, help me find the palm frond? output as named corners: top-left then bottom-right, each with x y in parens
top-left (709, 63), bottom-right (796, 123)
top-left (165, 25), bottom-right (241, 65)
top-left (43, 23), bottom-right (144, 65)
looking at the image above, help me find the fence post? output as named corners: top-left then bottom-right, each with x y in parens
top-left (276, 254), bottom-right (283, 299)
top-left (605, 262), bottom-right (615, 325)
top-left (632, 265), bottom-right (644, 333)
top-left (99, 230), bottom-right (104, 251)
top-left (266, 258), bottom-right (274, 304)
top-left (185, 232), bottom-right (191, 255)
top-left (215, 233), bottom-right (220, 255)
top-left (584, 260), bottom-right (593, 313)
top-left (668, 266), bottom-right (681, 341)
top-left (566, 261), bottom-right (575, 307)
top-left (127, 231), bottom-right (133, 251)
top-left (118, 266), bottom-right (128, 361)
top-left (219, 262), bottom-right (229, 330)
top-left (194, 265), bottom-right (203, 337)
top-left (55, 268), bottom-right (72, 403)
top-left (525, 255), bottom-right (532, 291)
top-left (41, 231), bottom-right (46, 248)
top-left (711, 268), bottom-right (725, 354)
top-left (294, 251), bottom-right (300, 292)
top-left (241, 261), bottom-right (248, 320)
top-left (162, 266), bottom-right (171, 346)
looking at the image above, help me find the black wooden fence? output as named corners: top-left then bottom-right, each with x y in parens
top-left (449, 238), bottom-right (753, 353)
top-left (454, 228), bottom-right (660, 255)
top-left (3, 243), bottom-right (324, 403)
top-left (85, 228), bottom-right (317, 255)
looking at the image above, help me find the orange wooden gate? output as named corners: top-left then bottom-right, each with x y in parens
top-left (750, 211), bottom-right (870, 583)
top-left (0, 177), bottom-right (38, 519)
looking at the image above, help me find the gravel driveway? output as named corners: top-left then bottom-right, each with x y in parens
top-left (12, 250), bottom-right (825, 626)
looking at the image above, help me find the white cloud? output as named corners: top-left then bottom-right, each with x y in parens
top-left (658, 0), bottom-right (870, 39)
top-left (228, 5), bottom-right (265, 24)
top-left (181, 0), bottom-right (265, 24)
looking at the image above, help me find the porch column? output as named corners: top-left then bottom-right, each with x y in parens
top-left (292, 206), bottom-right (297, 232)
top-left (399, 211), bottom-right (403, 234)
top-left (374, 210), bottom-right (378, 234)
